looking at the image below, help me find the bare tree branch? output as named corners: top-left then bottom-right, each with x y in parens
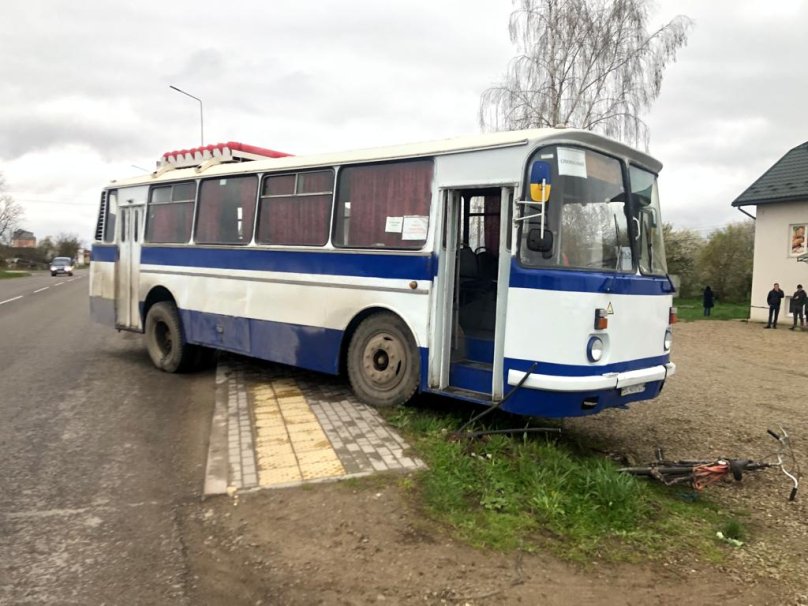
top-left (0, 174), bottom-right (25, 245)
top-left (480, 0), bottom-right (692, 149)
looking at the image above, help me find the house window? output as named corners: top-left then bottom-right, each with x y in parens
top-left (256, 170), bottom-right (333, 246)
top-left (196, 176), bottom-right (258, 245)
top-left (333, 159), bottom-right (433, 249)
top-left (145, 182), bottom-right (196, 243)
top-left (789, 224), bottom-right (807, 256)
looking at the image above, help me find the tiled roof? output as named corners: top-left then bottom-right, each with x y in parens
top-left (732, 141), bottom-right (808, 206)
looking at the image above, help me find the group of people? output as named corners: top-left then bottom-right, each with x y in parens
top-left (765, 282), bottom-right (807, 330)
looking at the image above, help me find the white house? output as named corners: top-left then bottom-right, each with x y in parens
top-left (732, 141), bottom-right (808, 322)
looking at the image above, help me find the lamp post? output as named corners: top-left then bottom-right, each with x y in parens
top-left (169, 85), bottom-right (204, 146)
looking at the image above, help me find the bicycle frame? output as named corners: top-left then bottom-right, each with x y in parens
top-left (619, 427), bottom-right (800, 501)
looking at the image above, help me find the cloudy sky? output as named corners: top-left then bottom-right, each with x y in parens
top-left (1, 0), bottom-right (806, 244)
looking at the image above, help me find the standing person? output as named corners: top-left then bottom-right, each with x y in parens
top-left (765, 282), bottom-right (785, 328)
top-left (790, 284), bottom-right (806, 330)
top-left (702, 286), bottom-right (715, 316)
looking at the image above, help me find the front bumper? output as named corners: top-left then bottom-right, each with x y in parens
top-left (507, 362), bottom-right (676, 392)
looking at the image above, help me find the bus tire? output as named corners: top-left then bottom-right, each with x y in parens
top-left (347, 312), bottom-right (420, 407)
top-left (144, 301), bottom-right (194, 373)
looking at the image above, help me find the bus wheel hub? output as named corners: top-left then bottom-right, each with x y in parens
top-left (363, 334), bottom-right (403, 386)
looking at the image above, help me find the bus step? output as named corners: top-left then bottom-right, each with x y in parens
top-left (450, 360), bottom-right (493, 395)
top-left (441, 386), bottom-right (494, 404)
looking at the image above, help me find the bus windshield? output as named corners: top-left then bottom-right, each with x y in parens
top-left (630, 166), bottom-right (668, 276)
top-left (519, 146), bottom-right (633, 272)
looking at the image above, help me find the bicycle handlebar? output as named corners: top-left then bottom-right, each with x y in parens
top-left (767, 426), bottom-right (799, 501)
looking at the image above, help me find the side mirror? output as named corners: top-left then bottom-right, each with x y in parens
top-left (527, 228), bottom-right (553, 253)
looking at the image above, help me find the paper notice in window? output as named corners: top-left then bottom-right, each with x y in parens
top-left (385, 216), bottom-right (403, 233)
top-left (401, 215), bottom-right (428, 240)
top-left (557, 148), bottom-right (587, 178)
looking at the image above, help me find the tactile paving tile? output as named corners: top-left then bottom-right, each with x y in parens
top-left (222, 358), bottom-right (425, 491)
top-left (250, 377), bottom-right (346, 487)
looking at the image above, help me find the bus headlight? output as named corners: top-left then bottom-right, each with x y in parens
top-left (664, 329), bottom-right (673, 351)
top-left (586, 336), bottom-right (604, 362)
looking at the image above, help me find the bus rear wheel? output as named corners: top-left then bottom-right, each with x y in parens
top-left (144, 301), bottom-right (195, 373)
top-left (347, 312), bottom-right (419, 407)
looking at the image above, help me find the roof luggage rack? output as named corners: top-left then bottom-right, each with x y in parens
top-left (155, 142), bottom-right (292, 175)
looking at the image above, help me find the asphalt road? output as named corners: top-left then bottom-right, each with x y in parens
top-left (0, 271), bottom-right (214, 604)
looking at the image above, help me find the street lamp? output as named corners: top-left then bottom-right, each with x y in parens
top-left (169, 84), bottom-right (204, 146)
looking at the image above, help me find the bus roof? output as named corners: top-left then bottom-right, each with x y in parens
top-left (109, 128), bottom-right (662, 188)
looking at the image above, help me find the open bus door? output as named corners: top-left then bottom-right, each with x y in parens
top-left (115, 186), bottom-right (148, 331)
top-left (431, 186), bottom-right (514, 401)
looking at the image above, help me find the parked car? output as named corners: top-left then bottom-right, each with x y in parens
top-left (50, 257), bottom-right (74, 276)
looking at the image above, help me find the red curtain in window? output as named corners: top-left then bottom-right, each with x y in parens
top-left (256, 195), bottom-right (331, 245)
top-left (298, 170), bottom-right (333, 194)
top-left (339, 160), bottom-right (433, 248)
top-left (147, 203), bottom-right (193, 243)
top-left (196, 177), bottom-right (258, 244)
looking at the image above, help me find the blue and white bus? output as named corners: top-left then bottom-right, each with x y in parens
top-left (90, 130), bottom-right (676, 417)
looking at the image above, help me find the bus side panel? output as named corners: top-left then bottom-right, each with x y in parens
top-left (89, 244), bottom-right (118, 326)
top-left (177, 308), bottom-right (343, 375)
top-left (139, 248), bottom-right (434, 378)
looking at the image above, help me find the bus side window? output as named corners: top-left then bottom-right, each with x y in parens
top-left (196, 176), bottom-right (258, 245)
top-left (333, 160), bottom-right (433, 249)
top-left (104, 191), bottom-right (118, 243)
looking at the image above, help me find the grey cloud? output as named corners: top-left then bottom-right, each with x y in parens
top-left (0, 114), bottom-right (151, 159)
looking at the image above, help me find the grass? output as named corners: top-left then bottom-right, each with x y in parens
top-left (0, 269), bottom-right (30, 279)
top-left (675, 297), bottom-right (750, 322)
top-left (387, 402), bottom-right (743, 562)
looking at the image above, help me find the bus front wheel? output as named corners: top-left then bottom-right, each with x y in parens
top-left (347, 312), bottom-right (419, 407)
top-left (144, 302), bottom-right (194, 373)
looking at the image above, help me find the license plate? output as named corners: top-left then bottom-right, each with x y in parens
top-left (621, 384), bottom-right (646, 396)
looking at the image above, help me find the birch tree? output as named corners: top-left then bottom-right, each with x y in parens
top-left (480, 0), bottom-right (692, 148)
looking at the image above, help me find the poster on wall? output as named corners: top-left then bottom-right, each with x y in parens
top-left (790, 224), bottom-right (806, 256)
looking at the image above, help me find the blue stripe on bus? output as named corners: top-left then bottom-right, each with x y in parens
top-left (91, 244), bottom-right (118, 262)
top-left (509, 260), bottom-right (674, 295)
top-left (179, 308), bottom-right (344, 374)
top-left (496, 380), bottom-right (664, 417)
top-left (142, 246), bottom-right (435, 280)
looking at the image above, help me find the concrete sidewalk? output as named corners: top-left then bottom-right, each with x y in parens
top-left (204, 357), bottom-right (424, 495)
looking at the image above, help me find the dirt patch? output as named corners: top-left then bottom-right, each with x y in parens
top-left (182, 321), bottom-right (807, 605)
top-left (568, 320), bottom-right (808, 603)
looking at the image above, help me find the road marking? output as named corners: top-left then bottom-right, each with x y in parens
top-left (54, 281), bottom-right (65, 286)
top-left (3, 501), bottom-right (164, 520)
top-left (33, 287), bottom-right (49, 293)
top-left (0, 296), bottom-right (23, 305)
